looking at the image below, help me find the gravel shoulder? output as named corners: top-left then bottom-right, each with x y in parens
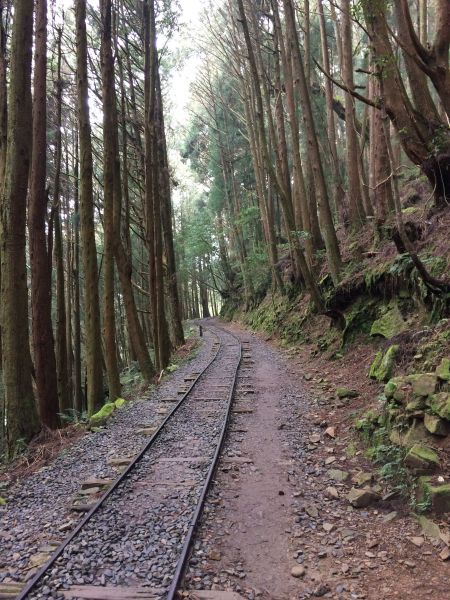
top-left (0, 329), bottom-right (214, 590)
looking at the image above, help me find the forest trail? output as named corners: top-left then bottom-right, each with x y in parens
top-left (185, 321), bottom-right (450, 600)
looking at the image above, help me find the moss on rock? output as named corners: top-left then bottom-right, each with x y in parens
top-left (369, 345), bottom-right (398, 382)
top-left (429, 392), bottom-right (450, 420)
top-left (370, 303), bottom-right (408, 339)
top-left (89, 402), bottom-right (116, 427)
top-left (337, 387), bottom-right (359, 399)
top-left (114, 398), bottom-right (126, 408)
top-left (436, 358), bottom-right (450, 382)
top-left (424, 413), bottom-right (449, 436)
top-left (409, 373), bottom-right (437, 397)
top-left (404, 444), bottom-right (439, 474)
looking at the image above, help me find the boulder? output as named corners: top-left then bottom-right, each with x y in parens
top-left (347, 486), bottom-right (380, 508)
top-left (327, 469), bottom-right (350, 482)
top-left (370, 304), bottom-right (407, 339)
top-left (428, 484), bottom-right (450, 515)
top-left (428, 392), bottom-right (450, 420)
top-left (384, 376), bottom-right (410, 403)
top-left (405, 398), bottom-right (426, 412)
top-left (436, 358), bottom-right (450, 382)
top-left (409, 373), bottom-right (437, 397)
top-left (404, 444), bottom-right (439, 474)
top-left (369, 345), bottom-right (398, 382)
top-left (336, 387), bottom-right (359, 399)
top-left (424, 413), bottom-right (449, 436)
top-left (114, 397), bottom-right (126, 408)
top-left (89, 402), bottom-right (115, 427)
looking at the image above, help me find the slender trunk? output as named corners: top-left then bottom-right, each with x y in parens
top-left (53, 29), bottom-right (70, 414)
top-left (100, 0), bottom-right (121, 401)
top-left (75, 0), bottom-right (104, 414)
top-left (283, 0), bottom-right (342, 284)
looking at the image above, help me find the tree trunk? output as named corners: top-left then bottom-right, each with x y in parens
top-left (0, 0), bottom-right (40, 454)
top-left (53, 28), bottom-right (71, 414)
top-left (75, 0), bottom-right (104, 414)
top-left (100, 0), bottom-right (121, 401)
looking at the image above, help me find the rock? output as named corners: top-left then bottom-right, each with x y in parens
top-left (336, 388), bottom-right (359, 399)
top-left (208, 549), bottom-right (221, 561)
top-left (370, 303), bottom-right (407, 339)
top-left (418, 515), bottom-right (441, 540)
top-left (327, 469), bottom-right (350, 482)
top-left (428, 392), bottom-right (450, 420)
top-left (347, 487), bottom-right (380, 508)
top-left (306, 505), bottom-right (319, 518)
top-left (440, 548), bottom-right (450, 561)
top-left (426, 484), bottom-right (450, 515)
top-left (324, 426), bottom-right (336, 438)
top-left (436, 358), bottom-right (450, 382)
top-left (409, 536), bottom-right (424, 547)
top-left (410, 373), bottom-right (437, 397)
top-left (405, 398), bottom-right (426, 412)
top-left (424, 413), bottom-right (448, 436)
top-left (404, 444), bottom-right (439, 474)
top-left (114, 397), bottom-right (126, 408)
top-left (325, 486), bottom-right (339, 499)
top-left (323, 522), bottom-right (335, 533)
top-left (291, 565), bottom-right (306, 578)
top-left (309, 434), bottom-right (321, 444)
top-left (352, 471), bottom-right (373, 486)
top-left (89, 402), bottom-right (115, 427)
top-left (369, 345), bottom-right (398, 382)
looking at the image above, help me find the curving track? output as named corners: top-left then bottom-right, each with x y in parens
top-left (15, 322), bottom-right (243, 600)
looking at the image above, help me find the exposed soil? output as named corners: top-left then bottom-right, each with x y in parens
top-left (185, 320), bottom-right (450, 600)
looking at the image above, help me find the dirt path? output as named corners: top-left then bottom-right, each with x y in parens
top-left (184, 320), bottom-right (450, 600)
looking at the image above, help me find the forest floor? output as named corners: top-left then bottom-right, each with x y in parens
top-left (186, 320), bottom-right (450, 600)
top-left (2, 322), bottom-right (450, 599)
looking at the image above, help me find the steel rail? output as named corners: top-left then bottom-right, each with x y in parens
top-left (166, 322), bottom-right (242, 599)
top-left (15, 325), bottom-right (226, 600)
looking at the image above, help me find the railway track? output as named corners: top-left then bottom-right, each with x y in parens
top-left (13, 322), bottom-right (247, 600)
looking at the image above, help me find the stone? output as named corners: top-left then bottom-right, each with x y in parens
top-left (89, 402), bottom-right (115, 427)
top-left (114, 398), bottom-right (126, 408)
top-left (370, 303), bottom-right (407, 339)
top-left (418, 515), bottom-right (441, 540)
top-left (347, 487), bottom-right (380, 508)
top-left (404, 444), bottom-right (439, 474)
top-left (306, 505), bottom-right (319, 518)
top-left (369, 345), bottom-right (398, 382)
top-left (440, 548), bottom-right (450, 561)
top-left (325, 486), bottom-right (339, 499)
top-left (409, 536), bottom-right (424, 547)
top-left (324, 426), bottom-right (336, 438)
top-left (208, 549), bottom-right (221, 561)
top-left (327, 469), bottom-right (350, 482)
top-left (323, 522), bottom-right (335, 533)
top-left (436, 358), bottom-right (450, 382)
top-left (424, 413), bottom-right (448, 436)
top-left (291, 565), bottom-right (306, 578)
top-left (405, 398), bottom-right (426, 412)
top-left (352, 471), bottom-right (373, 486)
top-left (336, 388), bottom-right (359, 399)
top-left (107, 456), bottom-right (133, 468)
top-left (427, 484), bottom-right (450, 515)
top-left (429, 392), bottom-right (450, 420)
top-left (309, 434), bottom-right (321, 443)
top-left (410, 373), bottom-right (437, 397)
